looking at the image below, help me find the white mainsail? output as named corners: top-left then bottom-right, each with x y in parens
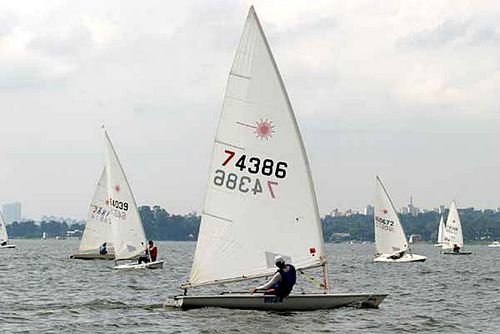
top-left (187, 7), bottom-right (325, 287)
top-left (374, 176), bottom-right (409, 255)
top-left (78, 168), bottom-right (113, 253)
top-left (104, 130), bottom-right (146, 260)
top-left (443, 201), bottom-right (463, 249)
top-left (0, 212), bottom-right (9, 242)
top-left (437, 215), bottom-right (445, 244)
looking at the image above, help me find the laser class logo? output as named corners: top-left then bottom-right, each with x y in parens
top-left (236, 118), bottom-right (275, 140)
top-left (114, 185), bottom-right (120, 192)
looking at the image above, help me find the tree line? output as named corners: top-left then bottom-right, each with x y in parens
top-left (7, 206), bottom-right (500, 241)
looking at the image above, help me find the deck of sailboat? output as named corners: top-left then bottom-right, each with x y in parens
top-left (173, 293), bottom-right (388, 311)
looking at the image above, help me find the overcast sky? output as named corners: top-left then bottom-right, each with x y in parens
top-left (0, 0), bottom-right (499, 219)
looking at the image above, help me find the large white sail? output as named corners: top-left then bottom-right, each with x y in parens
top-left (0, 212), bottom-right (9, 241)
top-left (78, 168), bottom-right (113, 252)
top-left (187, 7), bottom-right (325, 287)
top-left (374, 176), bottom-right (409, 255)
top-left (443, 201), bottom-right (463, 249)
top-left (104, 130), bottom-right (146, 260)
top-left (437, 215), bottom-right (445, 244)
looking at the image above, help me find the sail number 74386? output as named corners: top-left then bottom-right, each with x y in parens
top-left (222, 150), bottom-right (287, 178)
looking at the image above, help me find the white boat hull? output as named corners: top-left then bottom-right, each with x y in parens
top-left (0, 244), bottom-right (16, 249)
top-left (433, 243), bottom-right (443, 247)
top-left (374, 253), bottom-right (427, 263)
top-left (114, 260), bottom-right (164, 270)
top-left (172, 293), bottom-right (387, 311)
top-left (487, 243), bottom-right (500, 248)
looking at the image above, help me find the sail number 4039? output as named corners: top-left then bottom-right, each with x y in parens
top-left (223, 150), bottom-right (287, 178)
top-left (213, 169), bottom-right (278, 199)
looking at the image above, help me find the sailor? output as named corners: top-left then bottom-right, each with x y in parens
top-left (148, 240), bottom-right (158, 262)
top-left (389, 251), bottom-right (404, 260)
top-left (453, 244), bottom-right (460, 253)
top-left (138, 240), bottom-right (158, 264)
top-left (0, 240), bottom-right (7, 247)
top-left (249, 255), bottom-right (296, 298)
top-left (99, 242), bottom-right (108, 255)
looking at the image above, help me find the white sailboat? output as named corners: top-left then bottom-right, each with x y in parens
top-left (104, 130), bottom-right (163, 269)
top-left (488, 241), bottom-right (500, 248)
top-left (0, 212), bottom-right (15, 249)
top-left (442, 201), bottom-right (471, 255)
top-left (433, 215), bottom-right (445, 247)
top-left (373, 176), bottom-right (426, 263)
top-left (172, 7), bottom-right (387, 311)
top-left (70, 168), bottom-right (115, 260)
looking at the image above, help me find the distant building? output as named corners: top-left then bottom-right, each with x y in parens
top-left (2, 202), bottom-right (22, 223)
top-left (364, 204), bottom-right (374, 216)
top-left (330, 208), bottom-right (342, 217)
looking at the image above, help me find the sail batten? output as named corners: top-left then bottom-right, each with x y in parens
top-left (374, 176), bottom-right (409, 255)
top-left (188, 7), bottom-right (325, 287)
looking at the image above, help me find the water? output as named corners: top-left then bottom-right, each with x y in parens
top-left (1, 240), bottom-right (499, 333)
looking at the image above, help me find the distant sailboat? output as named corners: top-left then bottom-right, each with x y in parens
top-left (0, 212), bottom-right (15, 249)
top-left (442, 201), bottom-right (471, 255)
top-left (373, 176), bottom-right (426, 263)
top-left (433, 215), bottom-right (445, 247)
top-left (103, 130), bottom-right (163, 270)
top-left (409, 235), bottom-right (414, 244)
top-left (172, 7), bottom-right (387, 310)
top-left (70, 168), bottom-right (115, 260)
top-left (488, 241), bottom-right (500, 248)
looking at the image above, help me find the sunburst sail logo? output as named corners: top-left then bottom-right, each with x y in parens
top-left (236, 118), bottom-right (275, 140)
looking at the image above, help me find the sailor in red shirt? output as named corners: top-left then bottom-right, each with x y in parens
top-left (138, 240), bottom-right (158, 263)
top-left (148, 240), bottom-right (158, 262)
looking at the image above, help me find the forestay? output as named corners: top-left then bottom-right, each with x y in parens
top-left (374, 176), bottom-right (408, 255)
top-left (104, 131), bottom-right (146, 260)
top-left (78, 168), bottom-right (113, 252)
top-left (0, 212), bottom-right (9, 241)
top-left (187, 7), bottom-right (325, 287)
top-left (443, 201), bottom-right (463, 249)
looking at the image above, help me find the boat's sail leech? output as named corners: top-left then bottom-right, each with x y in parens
top-left (78, 168), bottom-right (113, 252)
top-left (104, 130), bottom-right (147, 261)
top-left (374, 176), bottom-right (409, 255)
top-left (187, 7), bottom-right (325, 288)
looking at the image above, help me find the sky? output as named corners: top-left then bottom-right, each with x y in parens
top-left (0, 0), bottom-right (499, 220)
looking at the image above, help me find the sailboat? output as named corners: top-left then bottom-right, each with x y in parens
top-left (172, 7), bottom-right (387, 311)
top-left (442, 201), bottom-right (471, 255)
top-left (433, 215), bottom-right (445, 247)
top-left (373, 176), bottom-right (426, 263)
top-left (103, 130), bottom-right (164, 269)
top-left (0, 212), bottom-right (15, 249)
top-left (70, 168), bottom-right (115, 260)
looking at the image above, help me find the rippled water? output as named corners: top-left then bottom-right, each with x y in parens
top-left (1, 240), bottom-right (499, 333)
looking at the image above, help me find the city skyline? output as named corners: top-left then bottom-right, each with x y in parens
top-left (0, 1), bottom-right (499, 219)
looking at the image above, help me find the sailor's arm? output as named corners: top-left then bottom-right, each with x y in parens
top-left (250, 272), bottom-right (281, 293)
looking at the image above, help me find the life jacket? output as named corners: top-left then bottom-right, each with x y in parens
top-left (273, 264), bottom-right (296, 297)
top-left (99, 245), bottom-right (107, 255)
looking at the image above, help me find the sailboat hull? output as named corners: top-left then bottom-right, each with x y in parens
top-left (114, 260), bottom-right (164, 270)
top-left (0, 244), bottom-right (16, 249)
top-left (70, 252), bottom-right (115, 260)
top-left (443, 251), bottom-right (472, 255)
top-left (374, 253), bottom-right (427, 263)
top-left (433, 243), bottom-right (443, 247)
top-left (172, 293), bottom-right (387, 311)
